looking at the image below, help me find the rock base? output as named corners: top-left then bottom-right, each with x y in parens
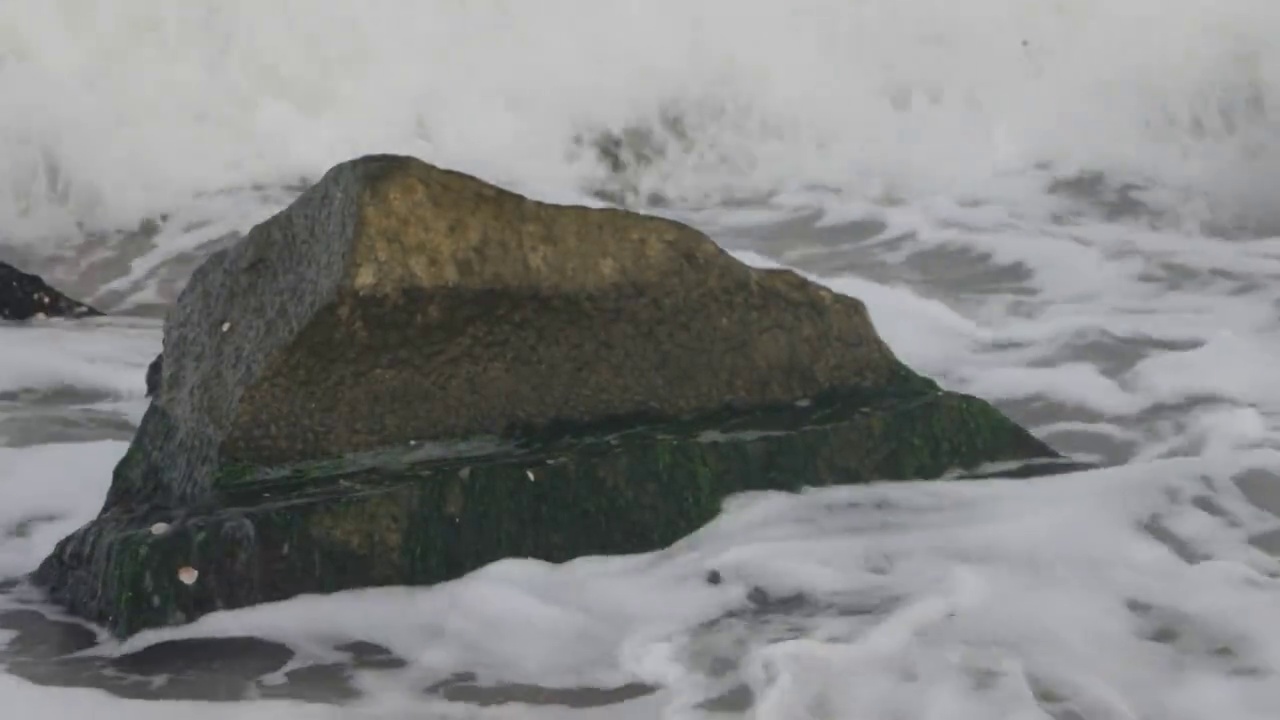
top-left (35, 387), bottom-right (1064, 637)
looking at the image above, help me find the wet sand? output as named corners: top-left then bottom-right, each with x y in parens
top-left (1238, 469), bottom-right (1280, 554)
top-left (0, 601), bottom-right (656, 707)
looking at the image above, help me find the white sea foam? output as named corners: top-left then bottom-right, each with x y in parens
top-left (0, 441), bottom-right (124, 578)
top-left (3, 1), bottom-right (1280, 718)
top-left (0, 318), bottom-right (158, 400)
top-left (2, 0), bottom-right (1280, 244)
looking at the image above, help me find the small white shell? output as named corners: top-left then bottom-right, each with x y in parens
top-left (525, 469), bottom-right (536, 482)
top-left (177, 566), bottom-right (199, 585)
top-left (149, 522), bottom-right (171, 536)
top-left (220, 321), bottom-right (231, 332)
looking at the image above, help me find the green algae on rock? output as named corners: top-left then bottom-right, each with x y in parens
top-left (33, 153), bottom-right (1063, 637)
top-left (77, 388), bottom-right (1064, 638)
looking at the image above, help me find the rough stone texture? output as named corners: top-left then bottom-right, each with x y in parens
top-left (0, 261), bottom-right (102, 320)
top-left (38, 388), bottom-right (1067, 637)
top-left (111, 154), bottom-right (911, 509)
top-left (32, 153), bottom-right (1065, 637)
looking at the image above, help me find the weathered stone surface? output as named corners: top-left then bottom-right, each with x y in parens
top-left (0, 261), bottom-right (101, 320)
top-left (33, 153), bottom-right (1064, 637)
top-left (85, 154), bottom-right (928, 511)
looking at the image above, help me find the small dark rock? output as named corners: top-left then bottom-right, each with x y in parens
top-left (0, 261), bottom-right (102, 321)
top-left (705, 569), bottom-right (723, 585)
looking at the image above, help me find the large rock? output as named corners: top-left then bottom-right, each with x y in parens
top-left (1, 261), bottom-right (101, 320)
top-left (34, 154), bottom-right (1063, 636)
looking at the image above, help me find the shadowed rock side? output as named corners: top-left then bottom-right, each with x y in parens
top-left (0, 261), bottom-right (102, 320)
top-left (33, 154), bottom-right (1062, 636)
top-left (144, 354), bottom-right (162, 397)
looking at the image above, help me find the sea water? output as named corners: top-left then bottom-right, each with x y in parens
top-left (2, 2), bottom-right (1280, 718)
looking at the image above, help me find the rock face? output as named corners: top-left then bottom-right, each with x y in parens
top-left (34, 154), bottom-right (1064, 637)
top-left (0, 262), bottom-right (101, 320)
